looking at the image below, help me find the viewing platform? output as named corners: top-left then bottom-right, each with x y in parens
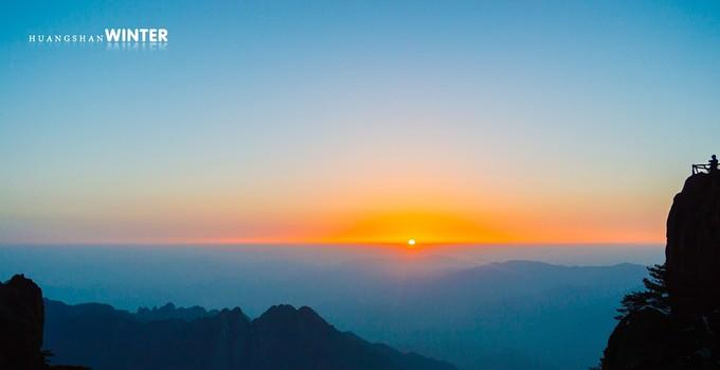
top-left (692, 163), bottom-right (714, 174)
top-left (692, 155), bottom-right (719, 174)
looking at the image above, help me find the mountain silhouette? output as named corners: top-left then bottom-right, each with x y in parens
top-left (135, 302), bottom-right (219, 322)
top-left (43, 299), bottom-right (456, 370)
top-left (601, 170), bottom-right (720, 369)
top-left (0, 274), bottom-right (87, 370)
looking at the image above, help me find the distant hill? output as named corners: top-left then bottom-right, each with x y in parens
top-left (0, 244), bottom-right (654, 370)
top-left (306, 260), bottom-right (648, 370)
top-left (44, 299), bottom-right (456, 370)
top-left (135, 302), bottom-right (219, 322)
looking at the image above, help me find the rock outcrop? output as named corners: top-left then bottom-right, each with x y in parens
top-left (0, 275), bottom-right (87, 370)
top-left (0, 274), bottom-right (46, 370)
top-left (666, 172), bottom-right (720, 313)
top-left (601, 171), bottom-right (720, 369)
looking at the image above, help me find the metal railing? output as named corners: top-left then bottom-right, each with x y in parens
top-left (692, 163), bottom-right (718, 174)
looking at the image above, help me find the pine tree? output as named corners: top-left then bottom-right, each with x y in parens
top-left (595, 264), bottom-right (671, 369)
top-left (615, 263), bottom-right (669, 319)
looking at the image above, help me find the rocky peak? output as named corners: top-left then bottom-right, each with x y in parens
top-left (0, 274), bottom-right (45, 370)
top-left (600, 169), bottom-right (720, 369)
top-left (666, 171), bottom-right (720, 313)
top-left (256, 305), bottom-right (326, 326)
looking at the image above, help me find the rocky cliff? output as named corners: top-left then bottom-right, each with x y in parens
top-left (0, 274), bottom-right (46, 370)
top-left (0, 274), bottom-right (86, 370)
top-left (666, 172), bottom-right (720, 313)
top-left (601, 171), bottom-right (720, 369)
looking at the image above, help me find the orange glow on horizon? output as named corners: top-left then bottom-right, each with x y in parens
top-left (317, 210), bottom-right (509, 245)
top-left (7, 205), bottom-right (665, 246)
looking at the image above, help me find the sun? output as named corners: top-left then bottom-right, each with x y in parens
top-left (407, 238), bottom-right (417, 247)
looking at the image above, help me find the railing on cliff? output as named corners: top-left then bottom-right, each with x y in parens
top-left (692, 163), bottom-right (716, 174)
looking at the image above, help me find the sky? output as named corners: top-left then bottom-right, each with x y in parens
top-left (1, 0), bottom-right (720, 245)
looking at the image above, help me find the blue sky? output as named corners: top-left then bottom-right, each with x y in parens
top-left (1, 1), bottom-right (720, 244)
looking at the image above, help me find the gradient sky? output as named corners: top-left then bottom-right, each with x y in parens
top-left (1, 0), bottom-right (720, 245)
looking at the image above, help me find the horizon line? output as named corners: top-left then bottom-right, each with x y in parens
top-left (0, 240), bottom-right (665, 248)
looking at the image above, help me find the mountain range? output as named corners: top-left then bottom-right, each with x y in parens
top-left (0, 247), bottom-right (652, 370)
top-left (44, 299), bottom-right (455, 370)
top-left (1, 274), bottom-right (456, 370)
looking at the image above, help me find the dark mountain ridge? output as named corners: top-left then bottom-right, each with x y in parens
top-left (136, 302), bottom-right (219, 322)
top-left (44, 298), bottom-right (456, 370)
top-left (2, 272), bottom-right (455, 370)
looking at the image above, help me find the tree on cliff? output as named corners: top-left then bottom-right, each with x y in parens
top-left (594, 264), bottom-right (671, 370)
top-left (615, 264), bottom-right (670, 319)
